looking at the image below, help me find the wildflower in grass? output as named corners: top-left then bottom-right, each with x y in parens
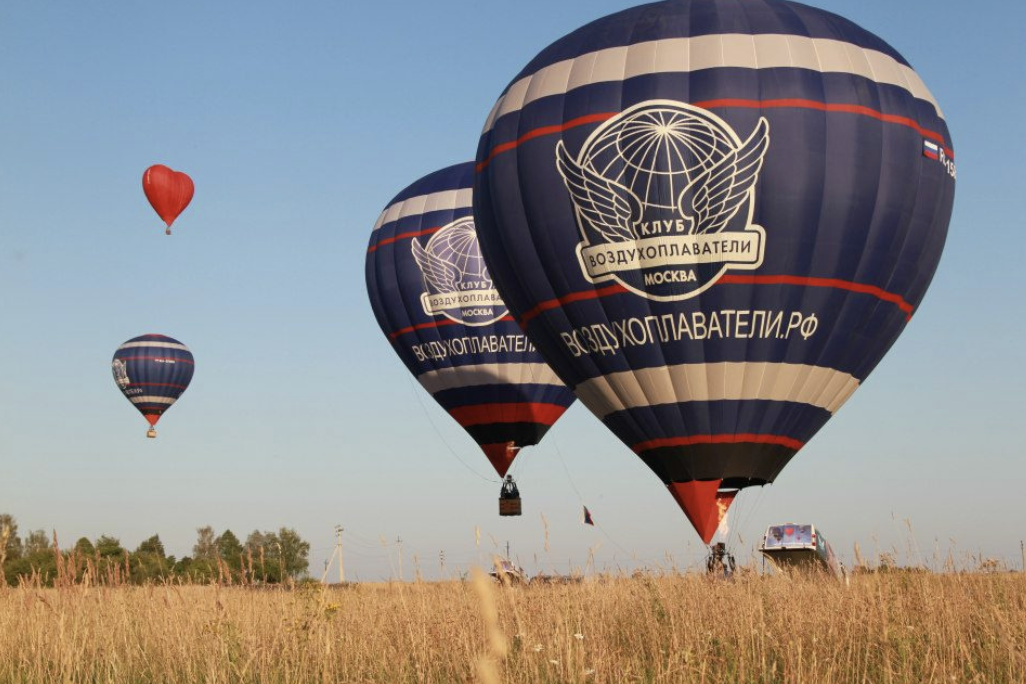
top-left (573, 633), bottom-right (584, 640)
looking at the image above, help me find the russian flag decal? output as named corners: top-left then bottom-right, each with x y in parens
top-left (923, 140), bottom-right (940, 160)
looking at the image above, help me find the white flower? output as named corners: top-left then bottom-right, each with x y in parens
top-left (573, 633), bottom-right (585, 640)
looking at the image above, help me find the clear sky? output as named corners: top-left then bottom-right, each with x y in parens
top-left (1, 0), bottom-right (1023, 581)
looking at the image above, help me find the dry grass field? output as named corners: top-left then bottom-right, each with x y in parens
top-left (1, 568), bottom-right (1024, 683)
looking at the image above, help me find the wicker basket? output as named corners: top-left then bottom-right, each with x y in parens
top-left (498, 497), bottom-right (522, 516)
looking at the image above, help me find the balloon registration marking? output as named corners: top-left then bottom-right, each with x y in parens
top-left (557, 101), bottom-right (770, 301)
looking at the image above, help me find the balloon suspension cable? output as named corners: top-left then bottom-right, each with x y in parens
top-left (552, 442), bottom-right (633, 557)
top-left (405, 375), bottom-right (498, 483)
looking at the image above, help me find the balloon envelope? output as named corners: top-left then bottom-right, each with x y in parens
top-left (112, 334), bottom-right (194, 434)
top-left (142, 164), bottom-right (194, 233)
top-left (366, 163), bottom-right (576, 477)
top-left (473, 0), bottom-right (955, 541)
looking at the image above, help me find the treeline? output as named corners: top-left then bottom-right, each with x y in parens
top-left (0, 514), bottom-right (310, 586)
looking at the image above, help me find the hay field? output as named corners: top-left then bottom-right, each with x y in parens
top-left (1, 570), bottom-right (1023, 683)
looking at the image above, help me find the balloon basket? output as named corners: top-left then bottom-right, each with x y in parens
top-left (146, 428), bottom-right (157, 439)
top-left (499, 497), bottom-right (522, 516)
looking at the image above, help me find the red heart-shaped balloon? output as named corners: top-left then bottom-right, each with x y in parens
top-left (142, 164), bottom-right (194, 234)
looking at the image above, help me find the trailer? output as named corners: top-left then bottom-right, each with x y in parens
top-left (759, 523), bottom-right (844, 579)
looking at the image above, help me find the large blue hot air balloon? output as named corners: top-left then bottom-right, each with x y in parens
top-left (365, 163), bottom-right (577, 511)
top-left (112, 334), bottom-right (194, 438)
top-left (474, 0), bottom-right (955, 541)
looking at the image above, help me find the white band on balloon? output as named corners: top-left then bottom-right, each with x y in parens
top-left (574, 361), bottom-right (859, 418)
top-left (418, 363), bottom-right (565, 394)
top-left (128, 396), bottom-right (178, 405)
top-left (373, 188), bottom-right (473, 232)
top-left (483, 34), bottom-right (942, 133)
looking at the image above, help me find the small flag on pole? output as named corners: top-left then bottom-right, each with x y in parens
top-left (583, 506), bottom-right (594, 526)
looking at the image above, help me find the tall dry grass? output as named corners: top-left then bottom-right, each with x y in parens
top-left (0, 569), bottom-right (1023, 683)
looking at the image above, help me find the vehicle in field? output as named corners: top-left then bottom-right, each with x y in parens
top-left (759, 524), bottom-right (844, 579)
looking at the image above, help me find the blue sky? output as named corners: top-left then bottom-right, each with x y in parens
top-left (1, 0), bottom-right (1024, 580)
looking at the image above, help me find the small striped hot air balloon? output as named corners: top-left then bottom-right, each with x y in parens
top-left (112, 334), bottom-right (194, 438)
top-left (473, 0), bottom-right (955, 542)
top-left (366, 163), bottom-right (576, 515)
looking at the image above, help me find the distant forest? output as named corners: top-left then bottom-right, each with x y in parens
top-left (0, 514), bottom-right (310, 586)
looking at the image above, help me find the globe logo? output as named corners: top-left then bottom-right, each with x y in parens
top-left (581, 104), bottom-right (739, 217)
top-left (556, 99), bottom-right (770, 301)
top-left (411, 217), bottom-right (508, 325)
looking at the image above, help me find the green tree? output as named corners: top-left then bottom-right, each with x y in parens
top-left (193, 526), bottom-right (216, 561)
top-left (245, 530), bottom-right (280, 582)
top-left (136, 535), bottom-right (166, 557)
top-left (0, 514), bottom-right (22, 563)
top-left (95, 535), bottom-right (124, 557)
top-left (74, 537), bottom-right (95, 556)
top-left (276, 527), bottom-right (311, 580)
top-left (216, 530), bottom-right (244, 571)
top-left (23, 529), bottom-right (50, 557)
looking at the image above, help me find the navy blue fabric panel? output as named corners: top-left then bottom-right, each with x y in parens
top-left (639, 442), bottom-right (797, 486)
top-left (433, 384), bottom-right (576, 412)
top-left (507, 0), bottom-right (908, 90)
top-left (602, 400), bottom-right (832, 449)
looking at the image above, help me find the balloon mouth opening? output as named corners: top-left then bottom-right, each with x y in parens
top-left (667, 480), bottom-right (739, 544)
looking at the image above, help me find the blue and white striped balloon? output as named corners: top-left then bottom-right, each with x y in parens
top-left (473, 0), bottom-right (955, 541)
top-left (112, 334), bottom-right (194, 438)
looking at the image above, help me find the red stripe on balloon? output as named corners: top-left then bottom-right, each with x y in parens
top-left (633, 433), bottom-right (804, 453)
top-left (368, 226), bottom-right (444, 253)
top-left (388, 316), bottom-right (516, 340)
top-left (692, 98), bottom-right (954, 159)
top-left (718, 274), bottom-right (914, 320)
top-left (476, 99), bottom-right (952, 170)
top-left (447, 402), bottom-right (569, 427)
top-left (476, 112), bottom-right (618, 171)
top-left (519, 284), bottom-right (628, 325)
top-left (519, 275), bottom-right (913, 326)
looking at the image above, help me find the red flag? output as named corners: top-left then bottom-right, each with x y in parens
top-left (583, 506), bottom-right (594, 526)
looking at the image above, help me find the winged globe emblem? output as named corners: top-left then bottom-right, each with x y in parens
top-left (410, 217), bottom-right (507, 326)
top-left (556, 100), bottom-right (770, 301)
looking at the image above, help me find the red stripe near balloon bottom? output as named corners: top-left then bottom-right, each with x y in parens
top-left (633, 433), bottom-right (805, 454)
top-left (447, 402), bottom-right (569, 428)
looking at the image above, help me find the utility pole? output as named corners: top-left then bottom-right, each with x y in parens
top-left (335, 525), bottom-right (345, 584)
top-left (505, 540), bottom-right (511, 559)
top-left (396, 536), bottom-right (403, 582)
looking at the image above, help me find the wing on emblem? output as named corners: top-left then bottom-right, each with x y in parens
top-left (678, 117), bottom-right (770, 235)
top-left (411, 238), bottom-right (458, 294)
top-left (556, 140), bottom-right (642, 243)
